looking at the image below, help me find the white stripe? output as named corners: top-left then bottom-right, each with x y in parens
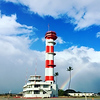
top-left (46, 39), bottom-right (54, 42)
top-left (45, 68), bottom-right (54, 76)
top-left (46, 39), bottom-right (54, 46)
top-left (45, 53), bottom-right (54, 60)
top-left (46, 42), bottom-right (54, 46)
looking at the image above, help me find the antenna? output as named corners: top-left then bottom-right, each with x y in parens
top-left (34, 57), bottom-right (37, 84)
top-left (25, 67), bottom-right (28, 84)
top-left (48, 24), bottom-right (50, 31)
top-left (35, 57), bottom-right (37, 76)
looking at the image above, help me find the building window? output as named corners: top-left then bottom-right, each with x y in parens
top-left (28, 85), bottom-right (32, 88)
top-left (43, 85), bottom-right (49, 88)
top-left (27, 91), bottom-right (32, 94)
top-left (34, 90), bottom-right (40, 94)
top-left (34, 85), bottom-right (40, 88)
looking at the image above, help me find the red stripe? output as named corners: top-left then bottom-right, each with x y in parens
top-left (46, 46), bottom-right (54, 53)
top-left (46, 46), bottom-right (49, 52)
top-left (45, 76), bottom-right (54, 81)
top-left (45, 60), bottom-right (54, 68)
top-left (45, 60), bottom-right (49, 68)
top-left (49, 60), bottom-right (54, 65)
top-left (45, 37), bottom-right (57, 40)
top-left (50, 46), bottom-right (54, 52)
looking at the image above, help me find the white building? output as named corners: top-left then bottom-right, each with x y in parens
top-left (23, 75), bottom-right (58, 98)
top-left (68, 93), bottom-right (94, 97)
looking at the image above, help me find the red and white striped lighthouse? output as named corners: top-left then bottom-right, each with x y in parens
top-left (45, 31), bottom-right (57, 83)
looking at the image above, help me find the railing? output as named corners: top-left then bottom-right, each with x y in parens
top-left (23, 86), bottom-right (51, 91)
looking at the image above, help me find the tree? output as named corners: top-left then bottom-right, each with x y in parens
top-left (67, 66), bottom-right (73, 89)
top-left (58, 89), bottom-right (64, 96)
top-left (98, 92), bottom-right (100, 95)
top-left (54, 72), bottom-right (59, 84)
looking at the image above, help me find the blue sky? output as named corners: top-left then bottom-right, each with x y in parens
top-left (0, 0), bottom-right (100, 93)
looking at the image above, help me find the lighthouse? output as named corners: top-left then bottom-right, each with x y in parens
top-left (45, 31), bottom-right (57, 83)
top-left (23, 31), bottom-right (58, 98)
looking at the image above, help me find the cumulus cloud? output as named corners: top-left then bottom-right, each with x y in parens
top-left (0, 14), bottom-right (33, 35)
top-left (0, 13), bottom-right (41, 93)
top-left (4, 0), bottom-right (100, 30)
top-left (0, 33), bottom-right (100, 93)
top-left (56, 37), bottom-right (66, 44)
top-left (55, 46), bottom-right (100, 92)
top-left (0, 13), bottom-right (36, 53)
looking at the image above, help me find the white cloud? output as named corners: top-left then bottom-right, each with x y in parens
top-left (4, 0), bottom-right (100, 30)
top-left (41, 37), bottom-right (45, 42)
top-left (0, 13), bottom-right (33, 35)
top-left (55, 46), bottom-right (100, 92)
top-left (56, 37), bottom-right (66, 44)
top-left (32, 37), bottom-right (39, 43)
top-left (0, 13), bottom-right (41, 93)
top-left (96, 32), bottom-right (100, 38)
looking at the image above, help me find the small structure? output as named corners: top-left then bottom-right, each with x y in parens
top-left (68, 93), bottom-right (94, 97)
top-left (23, 31), bottom-right (58, 98)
